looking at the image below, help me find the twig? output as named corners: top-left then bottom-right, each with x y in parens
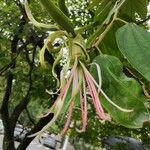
top-left (140, 81), bottom-right (150, 100)
top-left (125, 68), bottom-right (150, 101)
top-left (136, 14), bottom-right (150, 25)
top-left (93, 0), bottom-right (126, 47)
top-left (115, 18), bottom-right (128, 24)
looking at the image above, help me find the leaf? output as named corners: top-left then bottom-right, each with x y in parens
top-left (121, 0), bottom-right (148, 20)
top-left (58, 0), bottom-right (69, 16)
top-left (116, 23), bottom-right (150, 82)
top-left (90, 54), bottom-right (150, 128)
top-left (100, 22), bottom-right (123, 58)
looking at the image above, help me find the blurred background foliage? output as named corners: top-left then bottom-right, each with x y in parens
top-left (0, 0), bottom-right (150, 149)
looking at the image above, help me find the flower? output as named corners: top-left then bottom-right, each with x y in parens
top-left (31, 34), bottom-right (132, 137)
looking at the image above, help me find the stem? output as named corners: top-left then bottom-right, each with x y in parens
top-left (90, 0), bottom-right (127, 47)
top-left (94, 16), bottom-right (115, 46)
top-left (75, 23), bottom-right (95, 34)
top-left (115, 18), bottom-right (128, 24)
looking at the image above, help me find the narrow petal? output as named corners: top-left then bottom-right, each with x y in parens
top-left (85, 72), bottom-right (108, 120)
top-left (52, 51), bottom-right (63, 88)
top-left (72, 65), bottom-right (79, 95)
top-left (77, 79), bottom-right (87, 132)
top-left (39, 40), bottom-right (49, 68)
top-left (81, 63), bottom-right (107, 120)
top-left (60, 102), bottom-right (74, 136)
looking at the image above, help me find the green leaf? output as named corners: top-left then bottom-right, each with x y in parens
top-left (90, 54), bottom-right (150, 128)
top-left (58, 0), bottom-right (69, 16)
top-left (100, 22), bottom-right (123, 58)
top-left (116, 23), bottom-right (150, 82)
top-left (121, 0), bottom-right (148, 20)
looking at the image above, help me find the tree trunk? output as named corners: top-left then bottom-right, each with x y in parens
top-left (3, 133), bottom-right (15, 150)
top-left (1, 72), bottom-right (15, 150)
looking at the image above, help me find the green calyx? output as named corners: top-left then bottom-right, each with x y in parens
top-left (69, 34), bottom-right (90, 66)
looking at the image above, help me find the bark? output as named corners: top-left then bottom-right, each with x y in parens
top-left (1, 72), bottom-right (15, 150)
top-left (0, 1), bottom-right (27, 149)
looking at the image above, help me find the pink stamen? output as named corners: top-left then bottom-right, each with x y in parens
top-left (84, 70), bottom-right (107, 120)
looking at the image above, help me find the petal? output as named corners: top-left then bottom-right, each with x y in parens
top-left (60, 102), bottom-right (74, 136)
top-left (85, 72), bottom-right (108, 120)
top-left (80, 61), bottom-right (133, 113)
top-left (77, 80), bottom-right (87, 132)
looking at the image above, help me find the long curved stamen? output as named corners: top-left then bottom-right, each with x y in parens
top-left (90, 63), bottom-right (102, 90)
top-left (39, 40), bottom-right (49, 68)
top-left (80, 61), bottom-right (133, 113)
top-left (52, 50), bottom-right (63, 87)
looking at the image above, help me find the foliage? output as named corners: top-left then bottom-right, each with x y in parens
top-left (116, 23), bottom-right (150, 82)
top-left (90, 54), bottom-right (150, 128)
top-left (0, 0), bottom-right (150, 150)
